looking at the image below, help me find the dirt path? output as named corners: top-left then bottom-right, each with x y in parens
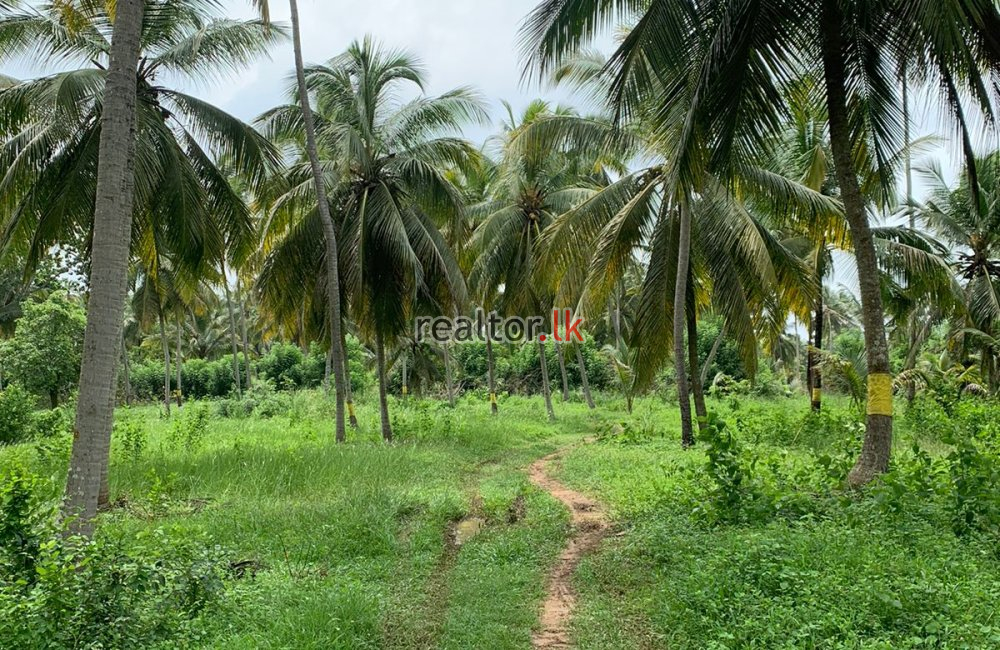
top-left (529, 446), bottom-right (609, 649)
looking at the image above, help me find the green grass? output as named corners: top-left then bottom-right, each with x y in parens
top-left (555, 396), bottom-right (1000, 650)
top-left (1, 391), bottom-right (599, 649)
top-left (4, 390), bottom-right (1000, 649)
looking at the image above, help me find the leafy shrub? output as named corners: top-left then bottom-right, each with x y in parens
top-left (0, 384), bottom-right (36, 445)
top-left (169, 402), bottom-right (211, 451)
top-left (0, 292), bottom-right (85, 407)
top-left (217, 381), bottom-right (291, 419)
top-left (0, 469), bottom-right (231, 648)
top-left (947, 440), bottom-right (1000, 537)
top-left (114, 408), bottom-right (148, 460)
top-left (258, 342), bottom-right (305, 390)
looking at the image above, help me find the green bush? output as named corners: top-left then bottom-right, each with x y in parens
top-left (0, 468), bottom-right (231, 648)
top-left (0, 385), bottom-right (37, 445)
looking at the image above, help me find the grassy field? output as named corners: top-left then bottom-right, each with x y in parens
top-left (3, 390), bottom-right (1000, 649)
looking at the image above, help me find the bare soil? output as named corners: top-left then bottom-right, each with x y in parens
top-left (528, 447), bottom-right (609, 649)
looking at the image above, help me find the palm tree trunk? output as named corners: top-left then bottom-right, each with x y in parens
top-left (158, 308), bottom-right (171, 417)
top-left (674, 202), bottom-right (694, 448)
top-left (324, 346), bottom-right (332, 394)
top-left (236, 276), bottom-right (253, 389)
top-left (63, 0), bottom-right (144, 534)
top-left (904, 315), bottom-right (934, 403)
top-left (340, 328), bottom-right (358, 428)
top-left (175, 312), bottom-right (183, 408)
top-left (687, 307), bottom-right (707, 430)
top-left (443, 342), bottom-right (455, 406)
top-left (121, 335), bottom-right (132, 406)
top-left (375, 330), bottom-right (393, 442)
top-left (556, 342), bottom-right (570, 401)
top-left (902, 61), bottom-right (914, 228)
top-left (538, 339), bottom-right (556, 421)
top-left (401, 350), bottom-right (408, 400)
top-left (290, 0), bottom-right (347, 443)
top-left (486, 335), bottom-right (498, 415)
top-left (221, 266), bottom-right (243, 399)
top-left (575, 343), bottom-right (596, 409)
top-left (822, 0), bottom-right (893, 486)
top-left (701, 323), bottom-right (726, 387)
top-left (811, 287), bottom-right (824, 412)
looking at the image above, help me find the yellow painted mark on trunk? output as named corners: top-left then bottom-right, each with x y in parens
top-left (867, 373), bottom-right (893, 416)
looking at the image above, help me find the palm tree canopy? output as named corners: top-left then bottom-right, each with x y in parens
top-left (0, 0), bottom-right (285, 285)
top-left (257, 36), bottom-right (487, 345)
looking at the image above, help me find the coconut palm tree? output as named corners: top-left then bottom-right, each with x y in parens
top-left (257, 37), bottom-right (483, 441)
top-left (0, 1), bottom-right (282, 529)
top-left (919, 154), bottom-right (1000, 388)
top-left (470, 100), bottom-right (618, 422)
top-left (519, 0), bottom-right (1000, 484)
top-left (521, 67), bottom-right (824, 445)
top-left (49, 0), bottom-right (144, 533)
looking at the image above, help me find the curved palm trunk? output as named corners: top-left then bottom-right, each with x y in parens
top-left (556, 342), bottom-right (570, 401)
top-left (175, 312), bottom-right (183, 408)
top-left (674, 202), bottom-right (695, 448)
top-left (823, 0), bottom-right (893, 486)
top-left (687, 307), bottom-right (707, 430)
top-left (221, 268), bottom-right (243, 399)
top-left (290, 0), bottom-right (347, 443)
top-left (64, 0), bottom-right (144, 533)
top-left (537, 339), bottom-right (556, 421)
top-left (904, 315), bottom-right (934, 403)
top-left (575, 343), bottom-right (596, 409)
top-left (486, 335), bottom-right (498, 415)
top-left (701, 323), bottom-right (726, 387)
top-left (236, 277), bottom-right (253, 389)
top-left (158, 308), bottom-right (172, 416)
top-left (375, 330), bottom-right (393, 442)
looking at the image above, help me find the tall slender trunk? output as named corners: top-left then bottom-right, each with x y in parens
top-left (401, 350), bottom-right (408, 400)
top-left (811, 285), bottom-right (824, 412)
top-left (121, 335), bottom-right (131, 406)
top-left (537, 339), bottom-right (556, 421)
top-left (324, 346), bottom-right (332, 394)
top-left (290, 0), bottom-right (347, 443)
top-left (221, 266), bottom-right (243, 399)
top-left (175, 312), bottom-right (183, 407)
top-left (443, 342), bottom-right (455, 406)
top-left (674, 202), bottom-right (694, 448)
top-left (902, 61), bottom-right (914, 228)
top-left (341, 328), bottom-right (358, 429)
top-left (687, 307), bottom-right (707, 430)
top-left (701, 323), bottom-right (726, 387)
top-left (158, 308), bottom-right (171, 416)
top-left (486, 335), bottom-right (498, 415)
top-left (823, 0), bottom-right (894, 486)
top-left (375, 330), bottom-right (393, 442)
top-left (556, 342), bottom-right (570, 401)
top-left (575, 343), bottom-right (596, 409)
top-left (613, 283), bottom-right (624, 350)
top-left (236, 276), bottom-right (253, 389)
top-left (64, 0), bottom-right (144, 533)
top-left (904, 314), bottom-right (934, 403)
